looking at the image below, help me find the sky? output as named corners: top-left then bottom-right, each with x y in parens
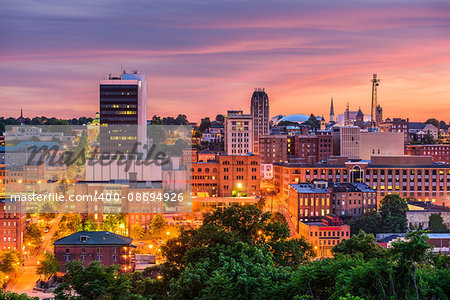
top-left (1, 0), bottom-right (450, 123)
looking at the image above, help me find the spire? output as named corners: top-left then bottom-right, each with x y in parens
top-left (20, 108), bottom-right (23, 118)
top-left (329, 97), bottom-right (335, 122)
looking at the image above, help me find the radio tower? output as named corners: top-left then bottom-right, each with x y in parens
top-left (371, 73), bottom-right (380, 127)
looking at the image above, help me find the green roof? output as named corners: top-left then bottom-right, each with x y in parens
top-left (53, 231), bottom-right (132, 246)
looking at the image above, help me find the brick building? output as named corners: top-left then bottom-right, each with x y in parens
top-left (405, 144), bottom-right (450, 164)
top-left (292, 134), bottom-right (332, 164)
top-left (288, 180), bottom-right (376, 223)
top-left (0, 198), bottom-right (26, 251)
top-left (190, 154), bottom-right (260, 197)
top-left (298, 215), bottom-right (350, 258)
top-left (274, 155), bottom-right (450, 206)
top-left (259, 135), bottom-right (290, 164)
top-left (53, 231), bottom-right (135, 272)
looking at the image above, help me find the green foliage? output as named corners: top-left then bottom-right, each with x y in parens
top-left (198, 117), bottom-right (211, 132)
top-left (36, 251), bottom-right (60, 279)
top-left (0, 250), bottom-right (22, 274)
top-left (130, 223), bottom-right (145, 240)
top-left (428, 213), bottom-right (449, 233)
top-left (54, 261), bottom-right (132, 300)
top-left (52, 206), bottom-right (448, 300)
top-left (349, 211), bottom-right (382, 235)
top-left (379, 194), bottom-right (408, 233)
top-left (350, 195), bottom-right (409, 235)
top-left (169, 242), bottom-right (291, 299)
top-left (332, 230), bottom-right (385, 260)
top-left (303, 114), bottom-right (321, 132)
top-left (103, 213), bottom-right (126, 233)
top-left (0, 290), bottom-right (39, 300)
top-left (149, 213), bottom-right (167, 238)
top-left (425, 118), bottom-right (440, 130)
top-left (24, 222), bottom-right (42, 248)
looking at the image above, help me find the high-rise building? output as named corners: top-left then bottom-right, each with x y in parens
top-left (225, 110), bottom-right (253, 155)
top-left (99, 72), bottom-right (147, 153)
top-left (250, 88), bottom-right (269, 154)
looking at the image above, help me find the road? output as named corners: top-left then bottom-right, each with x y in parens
top-left (6, 213), bottom-right (63, 295)
top-left (262, 183), bottom-right (298, 237)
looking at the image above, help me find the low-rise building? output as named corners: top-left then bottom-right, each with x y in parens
top-left (405, 144), bottom-right (450, 164)
top-left (288, 180), bottom-right (376, 223)
top-left (53, 231), bottom-right (135, 272)
top-left (298, 215), bottom-right (350, 258)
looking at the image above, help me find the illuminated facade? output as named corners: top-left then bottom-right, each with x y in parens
top-left (190, 154), bottom-right (260, 197)
top-left (274, 155), bottom-right (450, 206)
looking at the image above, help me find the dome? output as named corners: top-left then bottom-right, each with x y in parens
top-left (277, 114), bottom-right (322, 124)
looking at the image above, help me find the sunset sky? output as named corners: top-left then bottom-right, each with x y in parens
top-left (1, 0), bottom-right (450, 122)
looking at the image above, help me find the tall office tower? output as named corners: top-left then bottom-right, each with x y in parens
top-left (99, 72), bottom-right (147, 153)
top-left (225, 110), bottom-right (253, 155)
top-left (329, 97), bottom-right (335, 123)
top-left (250, 88), bottom-right (269, 154)
top-left (371, 73), bottom-right (380, 127)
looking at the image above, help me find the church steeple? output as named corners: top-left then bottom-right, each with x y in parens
top-left (17, 108), bottom-right (24, 125)
top-left (329, 97), bottom-right (335, 123)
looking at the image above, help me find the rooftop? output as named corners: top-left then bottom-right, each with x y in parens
top-left (54, 231), bottom-right (133, 246)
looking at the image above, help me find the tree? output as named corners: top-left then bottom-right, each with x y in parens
top-left (304, 114), bottom-right (321, 132)
top-left (0, 250), bottom-right (22, 274)
top-left (379, 194), bottom-right (408, 233)
top-left (349, 211), bottom-right (382, 235)
top-left (215, 114), bottom-right (225, 123)
top-left (130, 223), bottom-right (145, 240)
top-left (149, 214), bottom-right (166, 238)
top-left (24, 223), bottom-right (42, 249)
top-left (198, 117), bottom-right (211, 133)
top-left (277, 120), bottom-right (299, 127)
top-left (202, 204), bottom-right (270, 243)
top-left (54, 261), bottom-right (132, 299)
top-left (425, 118), bottom-right (440, 130)
top-left (0, 290), bottom-right (38, 300)
top-left (151, 115), bottom-right (163, 125)
top-left (103, 213), bottom-right (126, 234)
top-left (175, 114), bottom-right (189, 125)
top-left (332, 230), bottom-right (385, 260)
top-left (36, 251), bottom-right (60, 280)
top-left (428, 213), bottom-right (449, 233)
top-left (168, 242), bottom-right (290, 300)
top-left (389, 230), bottom-right (433, 299)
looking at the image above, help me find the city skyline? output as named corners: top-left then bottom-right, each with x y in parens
top-left (1, 0), bottom-right (450, 122)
